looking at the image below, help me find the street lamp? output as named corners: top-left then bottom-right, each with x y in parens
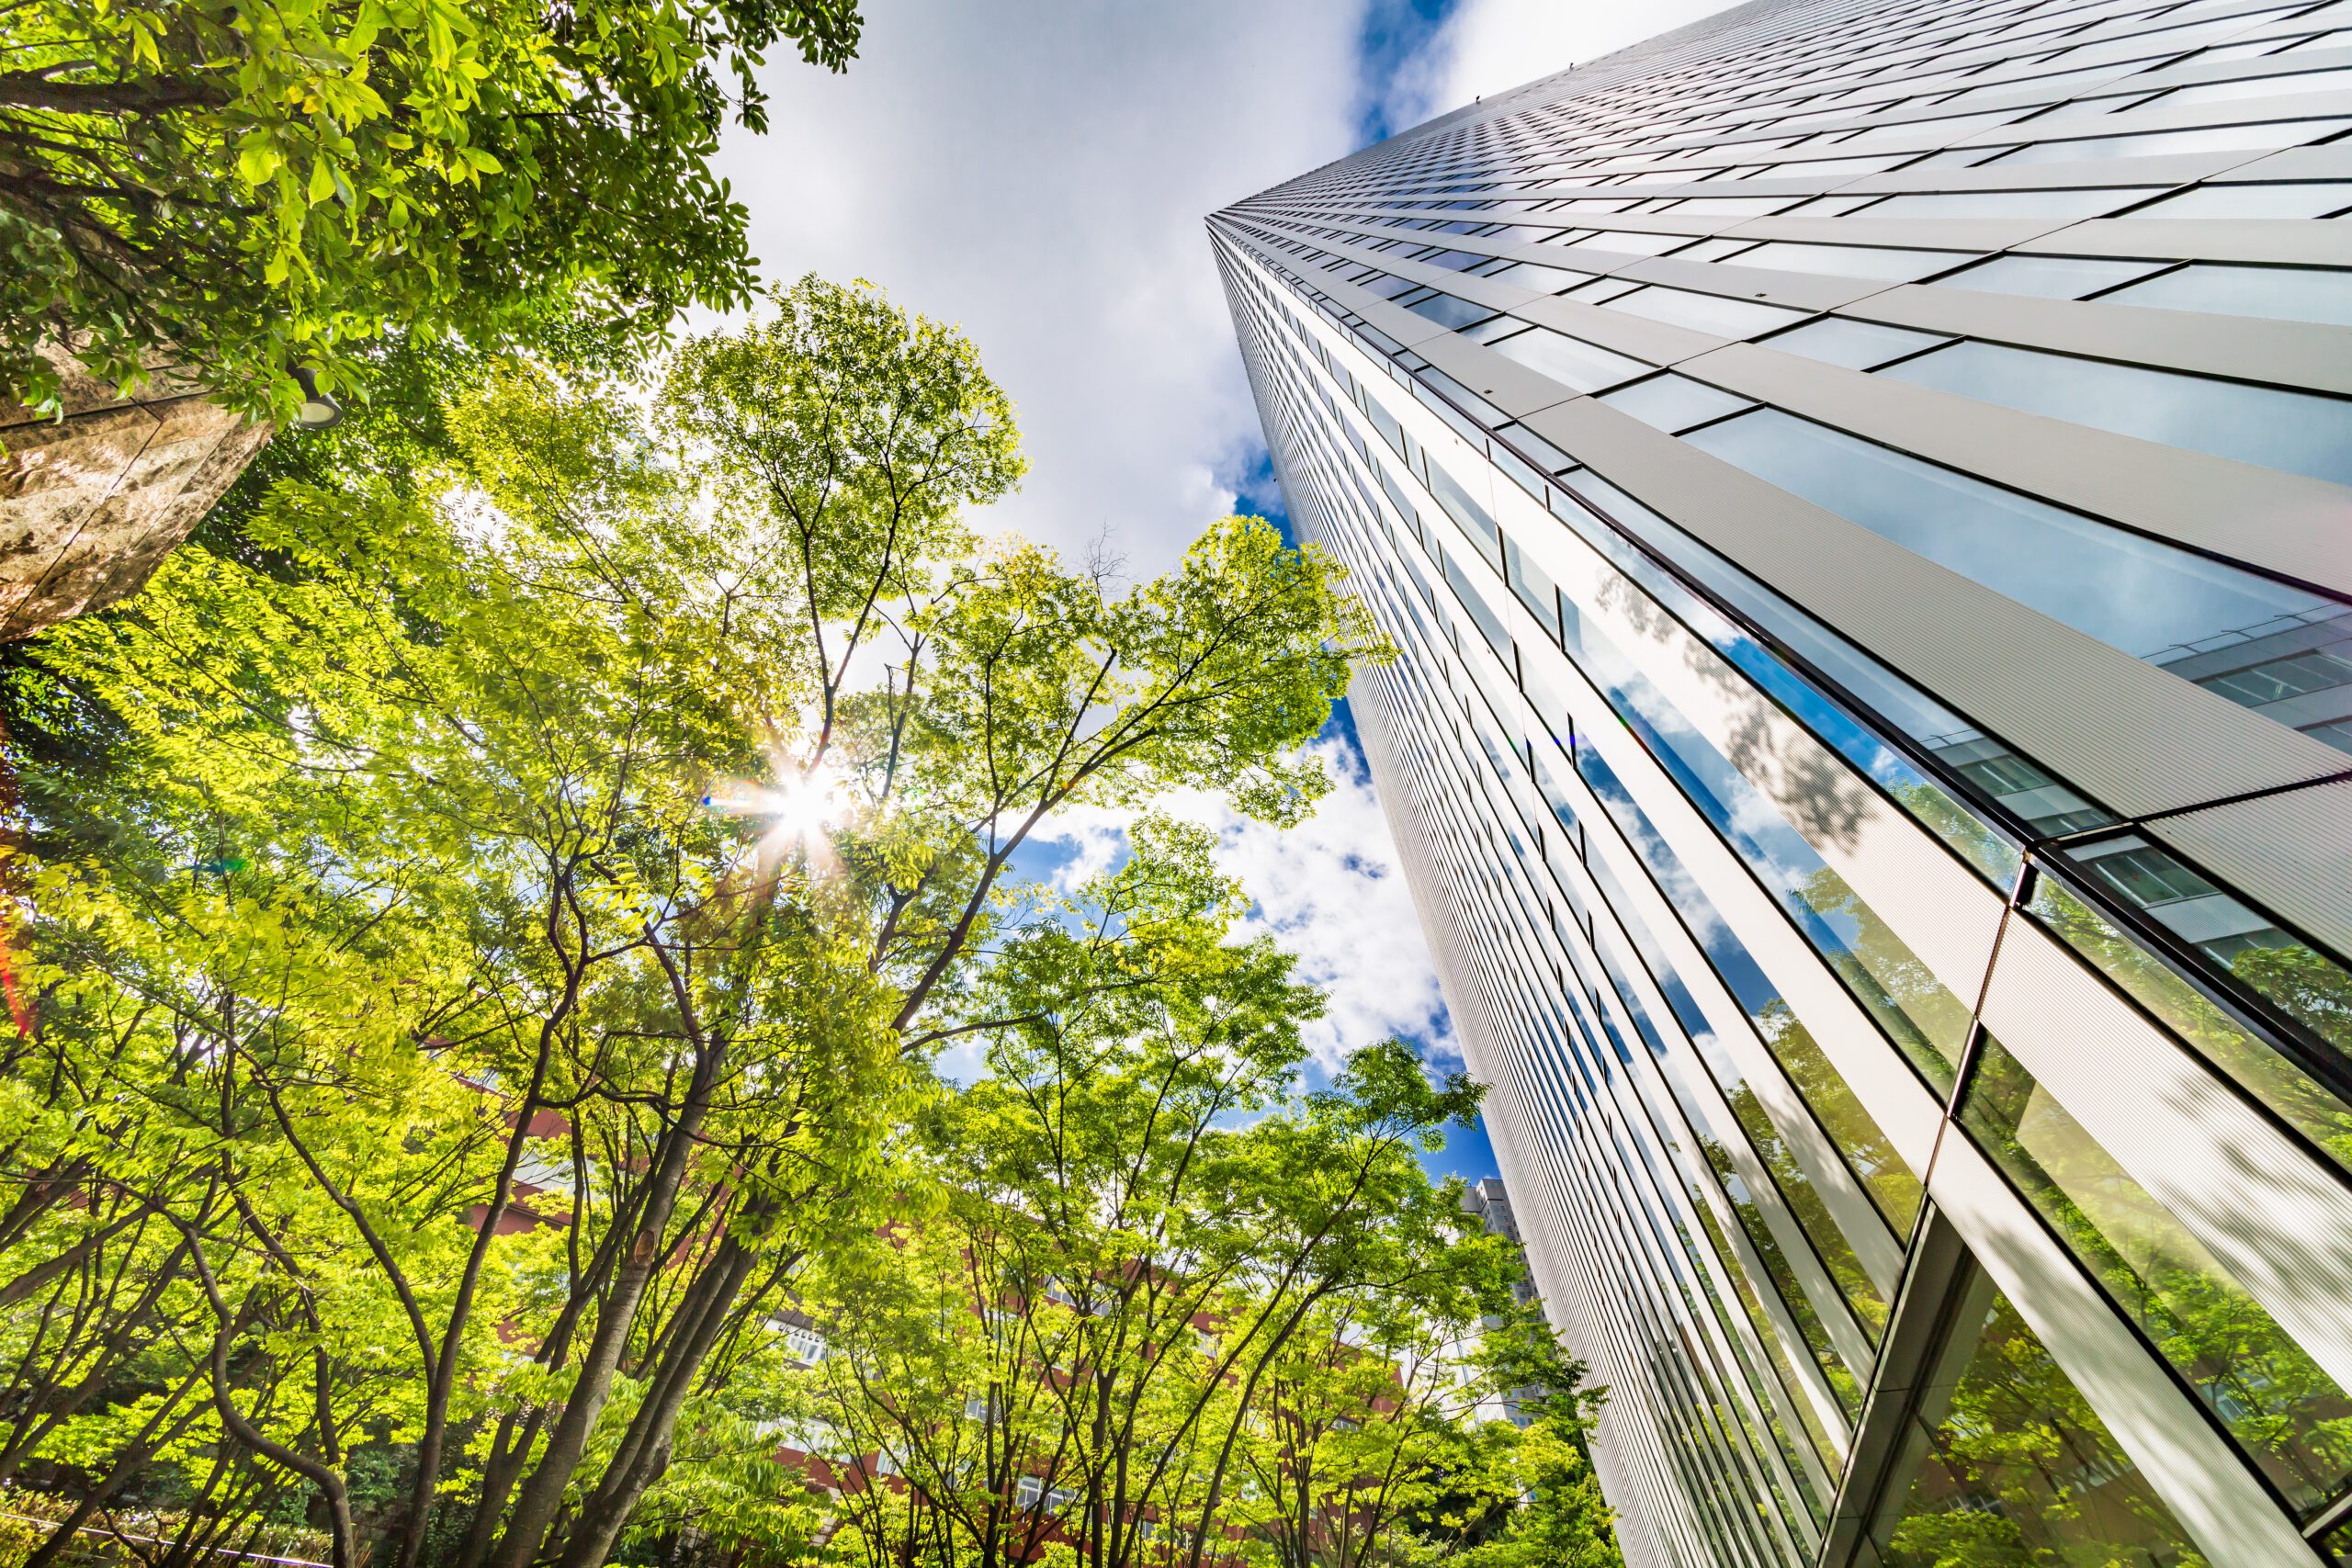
top-left (289, 364), bottom-right (344, 431)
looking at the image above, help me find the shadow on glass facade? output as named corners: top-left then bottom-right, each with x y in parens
top-left (1210, 0), bottom-right (2352, 1562)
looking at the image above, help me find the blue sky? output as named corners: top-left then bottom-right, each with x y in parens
top-left (1355, 0), bottom-right (1461, 143)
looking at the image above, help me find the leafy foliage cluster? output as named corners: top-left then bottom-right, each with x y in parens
top-left (0, 0), bottom-right (857, 418)
top-left (782, 844), bottom-right (1621, 1568)
top-left (0, 275), bottom-right (1617, 1568)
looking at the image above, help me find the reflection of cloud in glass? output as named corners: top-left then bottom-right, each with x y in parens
top-left (1687, 410), bottom-right (2330, 660)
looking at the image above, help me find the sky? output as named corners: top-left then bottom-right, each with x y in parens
top-left (715, 0), bottom-right (1736, 1180)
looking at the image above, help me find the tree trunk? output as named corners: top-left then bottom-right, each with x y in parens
top-left (488, 1067), bottom-right (718, 1568)
top-left (391, 1017), bottom-right (568, 1568)
top-left (450, 1411), bottom-right (541, 1568)
top-left (546, 1235), bottom-right (762, 1568)
top-left (20, 1371), bottom-right (204, 1568)
top-left (450, 1193), bottom-right (628, 1568)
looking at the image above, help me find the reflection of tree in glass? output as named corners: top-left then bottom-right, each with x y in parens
top-left (2229, 942), bottom-right (2352, 1061)
top-left (2028, 881), bottom-right (2352, 1175)
top-left (1895, 779), bottom-right (2024, 890)
top-left (1798, 847), bottom-right (1976, 1097)
top-left (1692, 1134), bottom-right (1864, 1417)
top-left (1655, 1192), bottom-right (1833, 1529)
top-left (1714, 1076), bottom-right (1889, 1343)
top-left (1641, 1085), bottom-right (1844, 1495)
top-left (1756, 998), bottom-right (1923, 1235)
top-left (1882, 1294), bottom-right (2208, 1568)
top-left (1966, 1040), bottom-right (2352, 1514)
top-left (1685, 1190), bottom-right (1842, 1475)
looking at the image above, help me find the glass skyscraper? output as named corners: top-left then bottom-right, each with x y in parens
top-left (1212, 1), bottom-right (2352, 1562)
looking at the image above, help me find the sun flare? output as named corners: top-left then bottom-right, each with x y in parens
top-left (703, 761), bottom-right (849, 862)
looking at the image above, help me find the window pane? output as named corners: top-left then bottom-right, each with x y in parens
top-left (1461, 313), bottom-right (1533, 344)
top-left (1554, 469), bottom-right (2025, 886)
top-left (1486, 260), bottom-right (1587, 291)
top-left (2159, 64), bottom-right (2352, 105)
top-left (2104, 262), bottom-right (2352, 327)
top-left (1404, 291), bottom-right (1492, 329)
top-left (1675, 237), bottom-right (1758, 262)
top-left (1426, 460), bottom-right (1502, 559)
top-left (1547, 568), bottom-right (1976, 1096)
top-left (1421, 248), bottom-right (1488, 270)
top-left (2123, 179), bottom-right (2352, 218)
top-left (1869, 1269), bottom-right (2208, 1567)
top-left (2027, 874), bottom-right (2352, 1171)
top-left (1602, 373), bottom-right (1758, 432)
top-left (1859, 186), bottom-right (2160, 219)
top-left (1575, 744), bottom-right (1897, 1348)
top-left (1728, 241), bottom-right (1976, 280)
top-left (1964, 1032), bottom-right (2352, 1515)
top-left (1783, 193), bottom-right (1887, 216)
top-left (1487, 323), bottom-right (1654, 390)
top-left (1492, 418), bottom-right (1576, 474)
top-left (2302, 715), bottom-right (2352, 753)
top-left (1605, 285), bottom-right (1810, 337)
top-left (1550, 228), bottom-right (1694, 255)
top-left (1937, 253), bottom-right (2174, 298)
top-left (1994, 117), bottom-right (2352, 164)
top-left (1443, 547), bottom-right (1511, 658)
top-left (1684, 409), bottom-right (2340, 676)
top-left (2077, 841), bottom-right (2217, 907)
top-left (1504, 535), bottom-right (1563, 639)
top-left (1878, 339), bottom-right (2352, 485)
top-left (1669, 195), bottom-right (1800, 215)
top-left (2200, 646), bottom-right (2352, 705)
top-left (2030, 89), bottom-right (2160, 118)
top-left (1563, 275), bottom-right (1642, 302)
top-left (1766, 317), bottom-right (1952, 368)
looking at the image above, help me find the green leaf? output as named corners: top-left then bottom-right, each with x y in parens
top-left (238, 139), bottom-right (282, 187)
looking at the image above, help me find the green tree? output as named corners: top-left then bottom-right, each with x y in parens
top-left (0, 0), bottom-right (859, 418)
top-left (787, 831), bottom-right (1616, 1568)
top-left (1444, 1416), bottom-right (1622, 1568)
top-left (1229, 1287), bottom-right (1618, 1568)
top-left (0, 276), bottom-right (1374, 1568)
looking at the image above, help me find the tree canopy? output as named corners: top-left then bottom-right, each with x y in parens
top-left (774, 832), bottom-right (1623, 1568)
top-left (0, 276), bottom-right (1408, 1568)
top-left (0, 0), bottom-right (860, 419)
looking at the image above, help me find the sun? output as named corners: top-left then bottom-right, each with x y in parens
top-left (703, 761), bottom-right (850, 863)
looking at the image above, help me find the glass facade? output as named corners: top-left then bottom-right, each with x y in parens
top-left (1211, 2), bottom-right (2352, 1563)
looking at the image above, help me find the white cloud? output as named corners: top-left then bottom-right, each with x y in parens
top-left (1041, 729), bottom-right (1457, 1073)
top-left (716, 0), bottom-right (1377, 578)
top-left (1380, 0), bottom-right (1741, 136)
top-left (711, 1), bottom-right (1746, 1094)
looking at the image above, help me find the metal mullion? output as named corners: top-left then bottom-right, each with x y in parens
top-left (1523, 836), bottom-right (1863, 1452)
top-left (1509, 990), bottom-right (1836, 1549)
top-left (1489, 572), bottom-right (1916, 1290)
top-left (1527, 942), bottom-right (1852, 1504)
top-left (1527, 722), bottom-right (1890, 1375)
top-left (1510, 1078), bottom-right (1732, 1568)
top-left (1569, 1098), bottom-right (1804, 1568)
top-left (1490, 1074), bottom-right (1714, 1568)
top-left (1521, 1055), bottom-right (1793, 1568)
